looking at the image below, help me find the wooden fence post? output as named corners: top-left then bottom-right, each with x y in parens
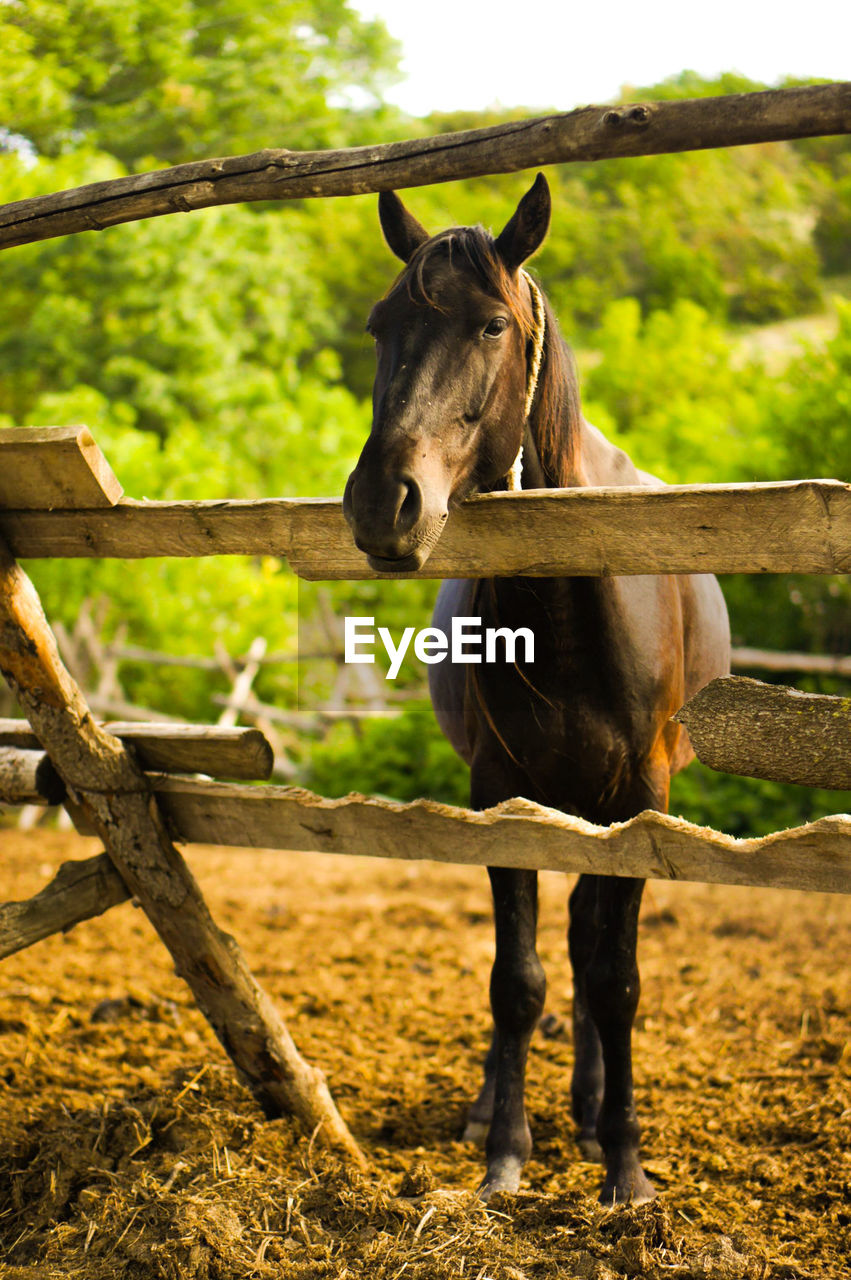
top-left (0, 536), bottom-right (364, 1166)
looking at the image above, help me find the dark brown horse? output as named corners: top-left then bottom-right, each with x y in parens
top-left (343, 175), bottom-right (730, 1204)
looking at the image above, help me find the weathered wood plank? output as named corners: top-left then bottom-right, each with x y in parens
top-left (0, 854), bottom-right (130, 960)
top-left (0, 746), bottom-right (65, 804)
top-left (0, 537), bottom-right (363, 1165)
top-left (0, 83), bottom-right (849, 250)
top-left (0, 497), bottom-right (297, 559)
top-left (131, 778), bottom-right (851, 896)
top-left (18, 800), bottom-right (851, 967)
top-left (16, 797), bottom-right (851, 964)
top-left (105, 721), bottom-right (274, 779)
top-left (23, 779), bottom-right (851, 959)
top-left (1, 480), bottom-right (848, 575)
top-left (0, 719), bottom-right (274, 781)
top-left (0, 427), bottom-right (123, 510)
top-left (675, 676), bottom-right (851, 790)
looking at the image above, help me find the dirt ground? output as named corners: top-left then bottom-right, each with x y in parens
top-left (0, 828), bottom-right (849, 1279)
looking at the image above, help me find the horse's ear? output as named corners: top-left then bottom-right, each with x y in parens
top-left (495, 173), bottom-right (551, 271)
top-left (378, 191), bottom-right (430, 262)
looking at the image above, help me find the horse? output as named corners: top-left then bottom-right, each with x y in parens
top-left (342, 174), bottom-right (731, 1205)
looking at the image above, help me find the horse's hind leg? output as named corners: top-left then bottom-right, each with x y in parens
top-left (582, 874), bottom-right (655, 1205)
top-left (478, 865), bottom-right (546, 1198)
top-left (568, 875), bottom-right (604, 1162)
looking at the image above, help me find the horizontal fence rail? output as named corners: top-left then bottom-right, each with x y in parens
top-left (62, 780), bottom-right (851, 897)
top-left (0, 719), bottom-right (274, 782)
top-left (4, 785), bottom-right (851, 964)
top-left (0, 83), bottom-right (849, 251)
top-left (730, 648), bottom-right (851, 677)
top-left (3, 480), bottom-right (849, 575)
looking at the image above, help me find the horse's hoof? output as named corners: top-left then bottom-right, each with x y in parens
top-left (577, 1133), bottom-right (604, 1163)
top-left (462, 1119), bottom-right (489, 1147)
top-left (477, 1156), bottom-right (524, 1201)
top-left (598, 1166), bottom-right (656, 1208)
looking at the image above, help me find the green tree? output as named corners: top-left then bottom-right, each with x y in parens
top-left (0, 0), bottom-right (402, 164)
top-left (580, 296), bottom-right (777, 482)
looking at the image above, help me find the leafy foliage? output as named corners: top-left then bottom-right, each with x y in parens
top-left (580, 297), bottom-right (775, 482)
top-left (670, 761), bottom-right (851, 839)
top-left (304, 702), bottom-right (469, 806)
top-left (0, 0), bottom-right (401, 163)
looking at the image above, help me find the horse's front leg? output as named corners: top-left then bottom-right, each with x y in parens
top-left (583, 874), bottom-right (655, 1205)
top-left (478, 865), bottom-right (546, 1197)
top-left (464, 756), bottom-right (546, 1197)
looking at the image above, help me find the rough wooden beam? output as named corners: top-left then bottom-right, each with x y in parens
top-left (675, 676), bottom-right (851, 790)
top-left (0, 853), bottom-right (130, 960)
top-left (0, 427), bottom-right (123, 510)
top-left (0, 746), bottom-right (65, 804)
top-left (110, 778), bottom-right (851, 897)
top-left (11, 790), bottom-right (840, 965)
top-left (0, 537), bottom-right (363, 1166)
top-left (0, 83), bottom-right (849, 251)
top-left (1, 480), bottom-right (849, 575)
top-left (29, 783), bottom-right (851, 961)
top-left (0, 719), bottom-right (274, 781)
top-left (0, 497), bottom-right (297, 559)
top-left (107, 721), bottom-right (274, 778)
top-left (731, 648), bottom-right (851, 678)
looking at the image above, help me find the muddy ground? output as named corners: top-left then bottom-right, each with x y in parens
top-left (0, 828), bottom-right (849, 1279)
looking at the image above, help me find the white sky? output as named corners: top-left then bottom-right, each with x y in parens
top-left (354, 0), bottom-right (850, 116)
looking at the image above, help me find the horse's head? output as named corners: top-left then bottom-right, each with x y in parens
top-left (343, 175), bottom-right (551, 572)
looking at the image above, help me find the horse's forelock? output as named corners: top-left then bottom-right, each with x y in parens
top-left (395, 226), bottom-right (533, 334)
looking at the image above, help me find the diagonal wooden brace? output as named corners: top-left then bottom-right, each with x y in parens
top-left (0, 852), bottom-right (128, 959)
top-left (0, 537), bottom-right (363, 1166)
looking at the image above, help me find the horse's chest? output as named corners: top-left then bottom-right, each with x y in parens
top-left (431, 576), bottom-right (675, 814)
top-left (470, 579), bottom-right (669, 811)
top-left (485, 660), bottom-right (634, 808)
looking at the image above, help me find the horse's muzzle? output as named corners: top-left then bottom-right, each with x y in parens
top-left (343, 466), bottom-right (448, 574)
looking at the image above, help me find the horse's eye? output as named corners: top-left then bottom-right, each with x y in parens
top-left (483, 317), bottom-right (509, 339)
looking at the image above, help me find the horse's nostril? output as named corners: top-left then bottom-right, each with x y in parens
top-left (396, 477), bottom-right (423, 532)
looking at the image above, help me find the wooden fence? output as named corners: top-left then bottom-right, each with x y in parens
top-left (1, 84), bottom-right (850, 1160)
top-left (1, 82), bottom-right (848, 251)
top-left (3, 475), bottom-right (850, 576)
top-left (2, 427), bottom-right (849, 881)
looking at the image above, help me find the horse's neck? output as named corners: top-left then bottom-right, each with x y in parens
top-left (506, 408), bottom-right (649, 618)
top-left (571, 418), bottom-right (646, 488)
top-left (525, 413), bottom-right (643, 490)
top-left (521, 306), bottom-right (644, 491)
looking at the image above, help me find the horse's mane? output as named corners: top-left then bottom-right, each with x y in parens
top-left (393, 225), bottom-right (583, 487)
top-left (530, 291), bottom-right (582, 487)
